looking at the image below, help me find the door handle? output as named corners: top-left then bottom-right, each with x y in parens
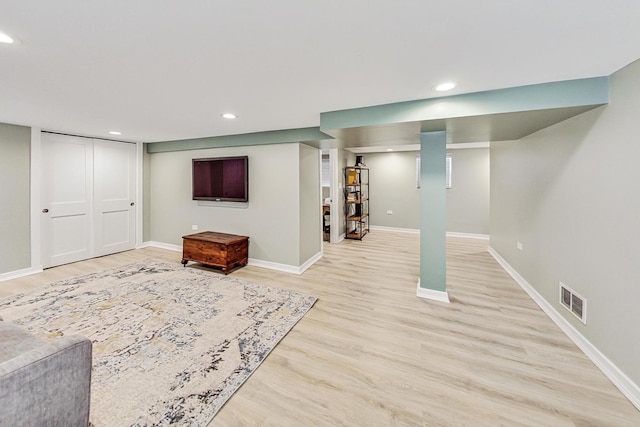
top-left (130, 202), bottom-right (135, 206)
top-left (42, 208), bottom-right (49, 213)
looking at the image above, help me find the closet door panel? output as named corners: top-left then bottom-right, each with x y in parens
top-left (41, 133), bottom-right (93, 268)
top-left (93, 139), bottom-right (136, 256)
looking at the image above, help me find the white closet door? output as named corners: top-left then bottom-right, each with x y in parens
top-left (93, 139), bottom-right (136, 256)
top-left (41, 133), bottom-right (93, 268)
top-left (41, 134), bottom-right (137, 268)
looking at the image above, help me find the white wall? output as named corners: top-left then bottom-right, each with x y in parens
top-left (148, 143), bottom-right (318, 268)
top-left (490, 58), bottom-right (640, 389)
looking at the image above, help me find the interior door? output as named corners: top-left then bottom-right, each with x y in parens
top-left (93, 139), bottom-right (136, 256)
top-left (41, 133), bottom-right (93, 268)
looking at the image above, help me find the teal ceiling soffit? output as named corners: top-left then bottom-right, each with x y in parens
top-left (147, 127), bottom-right (333, 153)
top-left (319, 77), bottom-right (610, 133)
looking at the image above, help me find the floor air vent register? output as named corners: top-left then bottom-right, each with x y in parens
top-left (559, 282), bottom-right (587, 324)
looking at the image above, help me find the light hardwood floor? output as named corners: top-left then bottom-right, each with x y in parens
top-left (2, 231), bottom-right (639, 426)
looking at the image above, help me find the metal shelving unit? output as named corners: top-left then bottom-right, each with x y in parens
top-left (344, 166), bottom-right (369, 240)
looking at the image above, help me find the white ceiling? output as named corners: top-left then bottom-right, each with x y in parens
top-left (1, 1), bottom-right (639, 143)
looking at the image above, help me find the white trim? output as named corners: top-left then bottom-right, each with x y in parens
top-left (329, 148), bottom-right (340, 244)
top-left (488, 246), bottom-right (640, 411)
top-left (138, 241), bottom-right (182, 252)
top-left (299, 251), bottom-right (323, 274)
top-left (337, 233), bottom-right (345, 243)
top-left (446, 231), bottom-right (490, 240)
top-left (135, 142), bottom-right (144, 247)
top-left (369, 227), bottom-right (489, 240)
top-left (370, 225), bottom-right (420, 234)
top-left (347, 141), bottom-right (489, 154)
top-left (249, 251), bottom-right (322, 275)
top-left (30, 128), bottom-right (42, 271)
top-left (0, 267), bottom-right (43, 283)
top-left (319, 151), bottom-right (325, 248)
top-left (416, 279), bottom-right (450, 303)
top-left (248, 259), bottom-right (300, 274)
top-left (139, 242), bottom-right (322, 276)
top-left (446, 141), bottom-right (490, 150)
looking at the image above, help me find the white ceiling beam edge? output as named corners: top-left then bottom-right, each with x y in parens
top-left (347, 141), bottom-right (489, 153)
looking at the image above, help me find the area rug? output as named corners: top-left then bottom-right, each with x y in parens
top-left (0, 260), bottom-right (317, 426)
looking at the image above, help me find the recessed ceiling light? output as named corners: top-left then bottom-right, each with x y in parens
top-left (435, 82), bottom-right (456, 92)
top-left (386, 148), bottom-right (393, 152)
top-left (109, 131), bottom-right (122, 136)
top-left (0, 32), bottom-right (15, 44)
top-left (221, 113), bottom-right (237, 119)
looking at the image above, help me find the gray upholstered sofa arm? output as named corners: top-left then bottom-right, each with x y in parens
top-left (0, 326), bottom-right (92, 427)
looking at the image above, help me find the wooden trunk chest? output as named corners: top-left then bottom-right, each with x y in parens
top-left (181, 231), bottom-right (249, 274)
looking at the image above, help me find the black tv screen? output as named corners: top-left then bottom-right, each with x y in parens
top-left (192, 156), bottom-right (248, 202)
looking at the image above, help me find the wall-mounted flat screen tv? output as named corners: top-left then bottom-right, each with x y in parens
top-left (192, 156), bottom-right (248, 202)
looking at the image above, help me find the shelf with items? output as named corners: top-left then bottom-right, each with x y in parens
top-left (344, 166), bottom-right (369, 240)
top-left (346, 213), bottom-right (368, 221)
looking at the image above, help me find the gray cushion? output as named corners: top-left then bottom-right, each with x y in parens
top-left (0, 322), bottom-right (92, 427)
top-left (0, 321), bottom-right (44, 362)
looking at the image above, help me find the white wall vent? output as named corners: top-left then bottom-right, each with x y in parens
top-left (559, 282), bottom-right (587, 324)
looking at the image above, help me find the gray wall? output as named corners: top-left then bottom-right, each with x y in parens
top-left (143, 146), bottom-right (151, 242)
top-left (364, 148), bottom-right (489, 234)
top-left (298, 144), bottom-right (321, 263)
top-left (366, 151), bottom-right (420, 230)
top-left (148, 143), bottom-right (320, 267)
top-left (447, 148), bottom-right (490, 234)
top-left (490, 58), bottom-right (640, 386)
top-left (0, 123), bottom-right (31, 274)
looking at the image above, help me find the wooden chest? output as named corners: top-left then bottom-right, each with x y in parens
top-left (181, 231), bottom-right (249, 274)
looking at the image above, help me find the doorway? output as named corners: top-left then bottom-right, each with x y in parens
top-left (320, 148), bottom-right (340, 243)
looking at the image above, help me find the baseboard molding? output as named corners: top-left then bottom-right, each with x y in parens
top-left (0, 266), bottom-right (44, 283)
top-left (141, 241), bottom-right (321, 275)
top-left (138, 241), bottom-right (182, 252)
top-left (446, 231), bottom-right (490, 240)
top-left (488, 246), bottom-right (640, 411)
top-left (416, 279), bottom-right (450, 303)
top-left (370, 225), bottom-right (420, 234)
top-left (369, 227), bottom-right (489, 241)
top-left (300, 251), bottom-right (323, 274)
top-left (249, 251), bottom-right (322, 275)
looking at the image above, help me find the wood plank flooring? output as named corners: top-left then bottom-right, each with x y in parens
top-left (2, 231), bottom-right (639, 426)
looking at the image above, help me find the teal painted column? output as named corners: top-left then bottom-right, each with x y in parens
top-left (418, 131), bottom-right (449, 302)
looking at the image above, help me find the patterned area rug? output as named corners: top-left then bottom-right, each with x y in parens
top-left (0, 260), bottom-right (317, 426)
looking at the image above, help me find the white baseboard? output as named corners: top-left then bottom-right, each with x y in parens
top-left (446, 231), bottom-right (490, 240)
top-left (369, 226), bottom-right (489, 241)
top-left (416, 279), bottom-right (450, 303)
top-left (138, 241), bottom-right (182, 252)
top-left (299, 251), bottom-right (323, 274)
top-left (140, 241), bottom-right (321, 276)
top-left (0, 266), bottom-right (44, 283)
top-left (488, 246), bottom-right (640, 411)
top-left (370, 225), bottom-right (420, 234)
top-left (249, 251), bottom-right (322, 275)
